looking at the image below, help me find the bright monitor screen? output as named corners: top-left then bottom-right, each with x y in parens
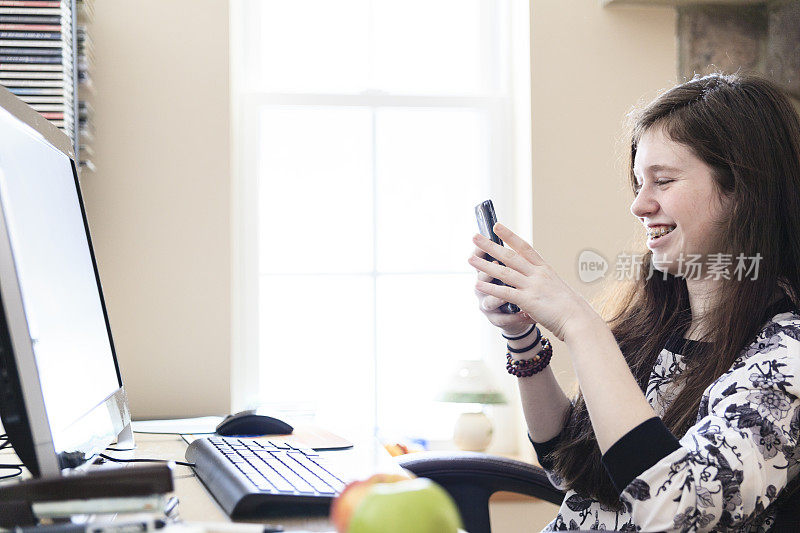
top-left (0, 104), bottom-right (123, 468)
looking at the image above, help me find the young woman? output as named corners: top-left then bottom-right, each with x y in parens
top-left (469, 73), bottom-right (800, 531)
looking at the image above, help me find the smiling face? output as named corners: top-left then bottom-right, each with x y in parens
top-left (630, 126), bottom-right (731, 277)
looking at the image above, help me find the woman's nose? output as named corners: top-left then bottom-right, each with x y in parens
top-left (630, 186), bottom-right (658, 218)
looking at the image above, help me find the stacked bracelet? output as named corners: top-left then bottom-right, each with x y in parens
top-left (507, 327), bottom-right (542, 354)
top-left (502, 324), bottom-right (536, 341)
top-left (506, 337), bottom-right (553, 377)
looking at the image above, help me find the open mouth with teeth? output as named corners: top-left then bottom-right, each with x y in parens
top-left (647, 225), bottom-right (676, 240)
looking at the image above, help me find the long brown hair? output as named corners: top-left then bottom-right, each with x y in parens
top-left (547, 73), bottom-right (800, 510)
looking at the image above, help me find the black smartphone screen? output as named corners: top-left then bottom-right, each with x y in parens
top-left (474, 200), bottom-right (519, 314)
top-left (475, 199), bottom-right (503, 250)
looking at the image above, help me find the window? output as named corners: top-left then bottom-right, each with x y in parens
top-left (231, 0), bottom-right (531, 449)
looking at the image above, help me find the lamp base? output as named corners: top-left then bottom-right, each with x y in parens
top-left (453, 411), bottom-right (493, 452)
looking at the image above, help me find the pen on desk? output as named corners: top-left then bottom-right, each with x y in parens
top-left (163, 496), bottom-right (180, 519)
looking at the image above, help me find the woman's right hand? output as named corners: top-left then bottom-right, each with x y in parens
top-left (473, 248), bottom-right (536, 336)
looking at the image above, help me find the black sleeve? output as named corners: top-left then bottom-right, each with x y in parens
top-left (528, 431), bottom-right (563, 471)
top-left (600, 416), bottom-right (681, 494)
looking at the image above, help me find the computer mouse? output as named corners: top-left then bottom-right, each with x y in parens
top-left (215, 410), bottom-right (294, 437)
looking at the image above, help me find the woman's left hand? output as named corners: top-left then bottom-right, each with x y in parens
top-left (468, 223), bottom-right (603, 342)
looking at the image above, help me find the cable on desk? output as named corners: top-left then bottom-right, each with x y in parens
top-left (0, 434), bottom-right (24, 479)
top-left (99, 453), bottom-right (196, 468)
top-left (0, 466), bottom-right (22, 479)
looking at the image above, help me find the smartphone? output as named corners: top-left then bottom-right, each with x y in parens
top-left (474, 199), bottom-right (520, 314)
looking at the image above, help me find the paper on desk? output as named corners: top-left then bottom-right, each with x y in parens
top-left (132, 416), bottom-right (224, 434)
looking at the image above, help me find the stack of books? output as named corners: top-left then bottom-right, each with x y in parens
top-left (0, 0), bottom-right (74, 141)
top-left (0, 463), bottom-right (175, 528)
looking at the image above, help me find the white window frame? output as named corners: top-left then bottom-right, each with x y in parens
top-left (230, 0), bottom-right (531, 453)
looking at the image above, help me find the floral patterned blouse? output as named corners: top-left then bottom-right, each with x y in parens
top-left (533, 299), bottom-right (800, 532)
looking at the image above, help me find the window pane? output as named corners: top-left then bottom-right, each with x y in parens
top-left (258, 107), bottom-right (373, 273)
top-left (259, 275), bottom-right (375, 436)
top-left (372, 0), bottom-right (483, 95)
top-left (376, 273), bottom-right (484, 438)
top-left (250, 0), bottom-right (370, 93)
top-left (375, 107), bottom-right (488, 272)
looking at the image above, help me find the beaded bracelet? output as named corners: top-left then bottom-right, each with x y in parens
top-left (507, 327), bottom-right (542, 354)
top-left (506, 337), bottom-right (553, 377)
top-left (501, 324), bottom-right (536, 341)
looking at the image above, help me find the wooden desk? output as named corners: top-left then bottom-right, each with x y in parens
top-left (133, 432), bottom-right (403, 532)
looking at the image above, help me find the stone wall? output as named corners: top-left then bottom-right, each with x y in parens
top-left (607, 0), bottom-right (800, 99)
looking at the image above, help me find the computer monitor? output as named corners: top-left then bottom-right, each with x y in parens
top-left (0, 85), bottom-right (132, 477)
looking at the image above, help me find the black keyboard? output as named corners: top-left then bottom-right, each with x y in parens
top-left (186, 436), bottom-right (348, 518)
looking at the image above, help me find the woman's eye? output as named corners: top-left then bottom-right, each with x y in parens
top-left (633, 179), bottom-right (672, 194)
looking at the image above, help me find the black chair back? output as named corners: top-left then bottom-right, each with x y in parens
top-left (398, 451), bottom-right (800, 533)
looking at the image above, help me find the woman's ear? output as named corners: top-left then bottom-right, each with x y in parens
top-left (713, 184), bottom-right (735, 217)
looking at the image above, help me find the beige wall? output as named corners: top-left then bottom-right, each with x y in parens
top-left (530, 1), bottom-right (677, 406)
top-left (82, 0), bottom-right (231, 418)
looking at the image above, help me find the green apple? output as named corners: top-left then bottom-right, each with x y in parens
top-left (347, 477), bottom-right (462, 533)
top-left (330, 473), bottom-right (412, 533)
